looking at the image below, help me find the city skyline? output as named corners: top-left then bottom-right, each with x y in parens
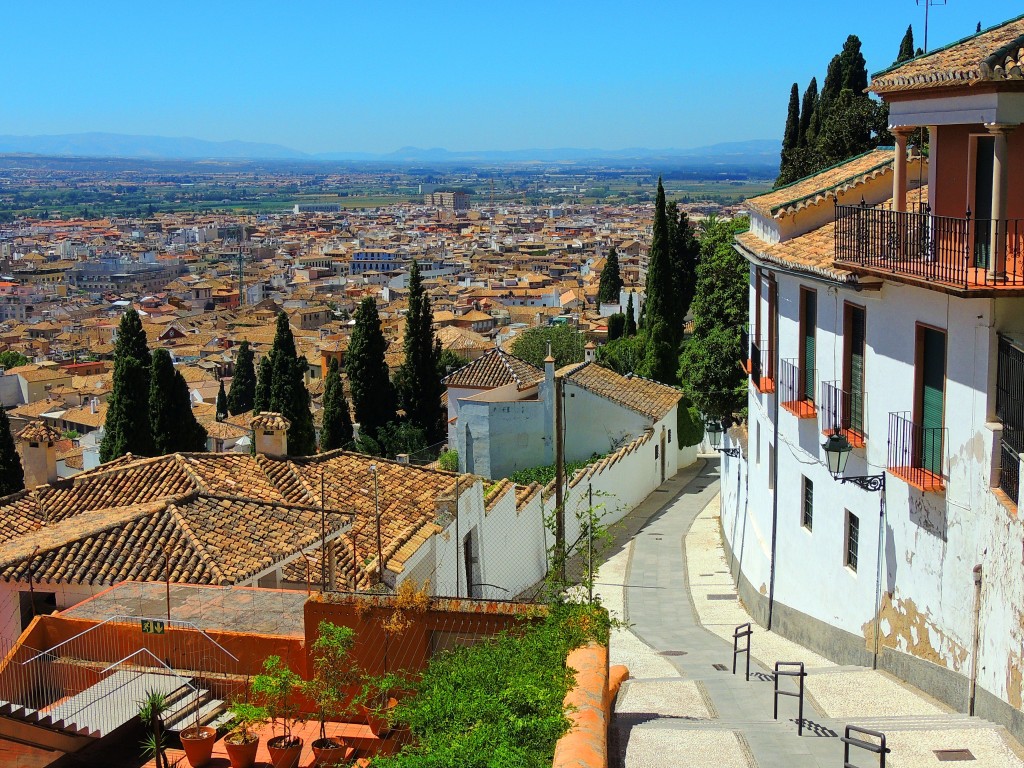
top-left (1, 1), bottom-right (1019, 154)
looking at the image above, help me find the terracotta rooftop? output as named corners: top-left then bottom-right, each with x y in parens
top-left (745, 148), bottom-right (895, 220)
top-left (443, 347), bottom-right (544, 391)
top-left (871, 14), bottom-right (1024, 94)
top-left (560, 362), bottom-right (682, 422)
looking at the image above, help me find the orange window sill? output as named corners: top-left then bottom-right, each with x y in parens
top-left (754, 377), bottom-right (775, 394)
top-left (781, 400), bottom-right (817, 418)
top-left (888, 465), bottom-right (945, 493)
top-left (822, 428), bottom-right (867, 448)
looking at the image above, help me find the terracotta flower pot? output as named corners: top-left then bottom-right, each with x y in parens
top-left (311, 736), bottom-right (353, 766)
top-left (360, 696), bottom-right (398, 738)
top-left (224, 734), bottom-right (259, 768)
top-left (267, 735), bottom-right (304, 768)
top-left (180, 725), bottom-right (217, 767)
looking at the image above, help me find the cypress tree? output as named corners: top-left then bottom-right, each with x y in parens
top-left (798, 77), bottom-right (819, 147)
top-left (216, 380), bottom-right (227, 421)
top-left (782, 83), bottom-right (800, 153)
top-left (227, 340), bottom-right (255, 415)
top-left (624, 293), bottom-right (637, 337)
top-left (607, 313), bottom-right (626, 341)
top-left (266, 312), bottom-right (316, 456)
top-left (667, 201), bottom-right (700, 342)
top-left (100, 308), bottom-right (154, 462)
top-left (320, 358), bottom-right (354, 452)
top-left (254, 355), bottom-right (272, 414)
top-left (597, 248), bottom-right (623, 305)
top-left (0, 407), bottom-right (24, 496)
top-left (346, 297), bottom-right (396, 441)
top-left (150, 348), bottom-right (206, 454)
top-left (395, 260), bottom-right (445, 443)
top-left (640, 178), bottom-right (670, 332)
top-left (638, 321), bottom-right (677, 385)
top-left (896, 25), bottom-right (915, 64)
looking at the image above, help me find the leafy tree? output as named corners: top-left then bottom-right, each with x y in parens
top-left (254, 355), bottom-right (272, 414)
top-left (227, 340), bottom-right (255, 415)
top-left (596, 333), bottom-right (646, 376)
top-left (782, 83), bottom-right (801, 153)
top-left (100, 308), bottom-right (154, 462)
top-left (676, 396), bottom-right (705, 447)
top-left (638, 321), bottom-right (677, 385)
top-left (436, 346), bottom-right (469, 379)
top-left (266, 312), bottom-right (316, 456)
top-left (395, 260), bottom-right (445, 443)
top-left (510, 324), bottom-right (585, 369)
top-left (346, 297), bottom-right (396, 441)
top-left (597, 248), bottom-right (623, 305)
top-left (320, 358), bottom-right (354, 452)
top-left (667, 201), bottom-right (700, 332)
top-left (624, 293), bottom-right (637, 337)
top-left (0, 350), bottom-right (29, 370)
top-left (357, 420), bottom-right (428, 460)
top-left (149, 349), bottom-right (207, 454)
top-left (797, 77), bottom-right (819, 147)
top-left (0, 407), bottom-right (24, 496)
top-left (639, 179), bottom-right (671, 332)
top-left (678, 218), bottom-right (749, 420)
top-left (216, 380), bottom-right (227, 422)
top-left (607, 313), bottom-right (626, 342)
top-left (896, 25), bottom-right (915, 64)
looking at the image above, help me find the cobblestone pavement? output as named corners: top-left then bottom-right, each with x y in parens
top-left (597, 459), bottom-right (1024, 768)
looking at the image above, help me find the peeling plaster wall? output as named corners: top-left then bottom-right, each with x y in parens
top-left (724, 266), bottom-right (1024, 730)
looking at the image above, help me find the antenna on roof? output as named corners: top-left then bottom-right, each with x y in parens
top-left (915, 0), bottom-right (947, 54)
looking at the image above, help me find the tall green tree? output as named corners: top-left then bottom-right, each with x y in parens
top-left (624, 293), bottom-right (637, 337)
top-left (100, 308), bottom-right (154, 462)
top-left (254, 355), bottom-right (272, 414)
top-left (509, 324), bottom-right (585, 369)
top-left (639, 179), bottom-right (671, 332)
top-left (0, 351), bottom-right (29, 370)
top-left (216, 380), bottom-right (227, 422)
top-left (395, 260), bottom-right (445, 443)
top-left (638, 321), bottom-right (677, 385)
top-left (597, 248), bottom-right (623, 305)
top-left (797, 77), bottom-right (819, 148)
top-left (346, 297), bottom-right (396, 441)
top-left (896, 25), bottom-right (915, 64)
top-left (319, 358), bottom-right (354, 452)
top-left (0, 407), bottom-right (24, 496)
top-left (667, 201), bottom-right (700, 335)
top-left (228, 340), bottom-right (256, 415)
top-left (607, 313), bottom-right (626, 341)
top-left (781, 83), bottom-right (801, 153)
top-left (265, 312), bottom-right (316, 456)
top-left (149, 349), bottom-right (207, 454)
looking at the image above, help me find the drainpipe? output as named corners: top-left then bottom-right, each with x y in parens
top-left (767, 275), bottom-right (780, 630)
top-left (969, 564), bottom-right (983, 716)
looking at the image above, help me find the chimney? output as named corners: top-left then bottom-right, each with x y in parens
top-left (250, 412), bottom-right (291, 458)
top-left (584, 341), bottom-right (596, 364)
top-left (396, 453), bottom-right (410, 465)
top-left (17, 421), bottom-right (60, 488)
top-left (90, 397), bottom-right (98, 414)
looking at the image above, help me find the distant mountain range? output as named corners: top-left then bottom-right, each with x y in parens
top-left (0, 132), bottom-right (780, 166)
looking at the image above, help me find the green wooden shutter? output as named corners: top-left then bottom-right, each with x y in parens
top-left (920, 328), bottom-right (945, 474)
top-left (803, 292), bottom-right (816, 401)
top-left (849, 308), bottom-right (865, 433)
top-left (974, 136), bottom-right (995, 269)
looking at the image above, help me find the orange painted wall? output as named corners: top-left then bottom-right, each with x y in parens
top-left (933, 124), bottom-right (1024, 221)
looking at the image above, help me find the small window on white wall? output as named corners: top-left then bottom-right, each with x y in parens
top-left (845, 510), bottom-right (860, 572)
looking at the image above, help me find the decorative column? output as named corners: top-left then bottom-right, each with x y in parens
top-left (892, 127), bottom-right (915, 213)
top-left (987, 124), bottom-right (1015, 281)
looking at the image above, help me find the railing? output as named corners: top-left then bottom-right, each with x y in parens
top-left (779, 358), bottom-right (815, 416)
top-left (997, 334), bottom-right (1024, 505)
top-left (999, 440), bottom-right (1020, 506)
top-left (772, 661), bottom-right (807, 736)
top-left (732, 623), bottom-right (752, 682)
top-left (888, 412), bottom-right (946, 491)
top-left (821, 380), bottom-right (866, 445)
top-left (835, 203), bottom-right (1024, 289)
top-left (740, 326), bottom-right (750, 372)
top-left (842, 725), bottom-right (889, 768)
top-left (750, 338), bottom-right (774, 393)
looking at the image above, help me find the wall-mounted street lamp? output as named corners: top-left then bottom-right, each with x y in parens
top-left (706, 418), bottom-right (741, 458)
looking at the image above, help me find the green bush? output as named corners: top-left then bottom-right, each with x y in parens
top-left (438, 449), bottom-right (459, 472)
top-left (676, 396), bottom-right (704, 447)
top-left (510, 454), bottom-right (602, 486)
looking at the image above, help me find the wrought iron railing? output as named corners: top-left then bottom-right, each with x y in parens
top-left (835, 204), bottom-right (1024, 289)
top-left (779, 358), bottom-right (814, 409)
top-left (999, 440), bottom-right (1020, 506)
top-left (821, 380), bottom-right (866, 443)
top-left (888, 412), bottom-right (946, 489)
top-left (750, 338), bottom-right (773, 392)
top-left (997, 335), bottom-right (1024, 505)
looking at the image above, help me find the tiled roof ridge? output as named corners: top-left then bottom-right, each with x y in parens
top-left (273, 456), bottom-right (320, 505)
top-left (735, 231), bottom-right (859, 284)
top-left (566, 363), bottom-right (682, 418)
top-left (755, 149), bottom-right (894, 217)
top-left (871, 12), bottom-right (1024, 80)
top-left (195, 491), bottom-right (355, 516)
top-left (164, 500), bottom-right (230, 585)
top-left (176, 453), bottom-right (212, 494)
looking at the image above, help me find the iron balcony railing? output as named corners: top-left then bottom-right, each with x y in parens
top-left (996, 334), bottom-right (1024, 505)
top-left (999, 440), bottom-right (1020, 506)
top-left (779, 358), bottom-right (815, 415)
top-left (820, 381), bottom-right (866, 444)
top-left (888, 412), bottom-right (946, 491)
top-left (835, 203), bottom-right (1024, 289)
top-left (740, 326), bottom-right (749, 371)
top-left (750, 338), bottom-right (774, 392)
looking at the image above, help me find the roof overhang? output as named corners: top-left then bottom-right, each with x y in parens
top-left (886, 85), bottom-right (1024, 127)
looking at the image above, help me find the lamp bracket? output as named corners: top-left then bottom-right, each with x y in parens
top-left (719, 447), bottom-right (742, 458)
top-left (838, 474), bottom-right (885, 492)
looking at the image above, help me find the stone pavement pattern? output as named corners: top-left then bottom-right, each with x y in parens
top-left (597, 460), bottom-right (1024, 768)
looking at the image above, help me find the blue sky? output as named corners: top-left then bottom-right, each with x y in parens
top-left (0, 1), bottom-right (1019, 153)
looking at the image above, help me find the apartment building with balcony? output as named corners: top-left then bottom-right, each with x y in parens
top-left (721, 15), bottom-right (1024, 741)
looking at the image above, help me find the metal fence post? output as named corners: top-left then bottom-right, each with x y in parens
top-left (732, 623), bottom-right (752, 681)
top-left (772, 661), bottom-right (807, 735)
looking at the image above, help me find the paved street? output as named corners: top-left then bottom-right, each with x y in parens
top-left (598, 459), bottom-right (1024, 768)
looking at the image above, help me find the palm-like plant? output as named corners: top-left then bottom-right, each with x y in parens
top-left (138, 689), bottom-right (171, 768)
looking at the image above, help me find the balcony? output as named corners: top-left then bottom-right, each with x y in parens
top-left (887, 412), bottom-right (946, 492)
top-left (834, 204), bottom-right (1024, 294)
top-left (749, 338), bottom-right (774, 394)
top-left (820, 381), bottom-right (866, 447)
top-left (779, 358), bottom-right (816, 418)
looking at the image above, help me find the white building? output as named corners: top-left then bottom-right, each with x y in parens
top-left (721, 16), bottom-right (1024, 743)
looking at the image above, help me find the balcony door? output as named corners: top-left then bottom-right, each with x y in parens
top-left (916, 327), bottom-right (946, 475)
top-left (974, 135), bottom-right (995, 268)
top-left (844, 304), bottom-right (866, 435)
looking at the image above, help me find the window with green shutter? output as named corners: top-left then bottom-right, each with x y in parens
top-left (918, 327), bottom-right (946, 475)
top-left (847, 306), bottom-right (865, 434)
top-left (801, 288), bottom-right (816, 402)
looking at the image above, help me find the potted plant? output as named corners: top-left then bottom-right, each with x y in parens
top-left (302, 621), bottom-right (358, 766)
top-left (181, 667), bottom-right (217, 767)
top-left (224, 700), bottom-right (266, 768)
top-left (357, 676), bottom-right (400, 739)
top-left (254, 655), bottom-right (305, 768)
top-left (138, 689), bottom-right (171, 768)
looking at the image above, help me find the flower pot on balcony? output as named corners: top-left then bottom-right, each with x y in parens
top-left (360, 695), bottom-right (398, 738)
top-left (224, 732), bottom-right (259, 768)
top-left (267, 735), bottom-right (304, 768)
top-left (180, 725), bottom-right (217, 767)
top-left (312, 736), bottom-right (353, 766)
